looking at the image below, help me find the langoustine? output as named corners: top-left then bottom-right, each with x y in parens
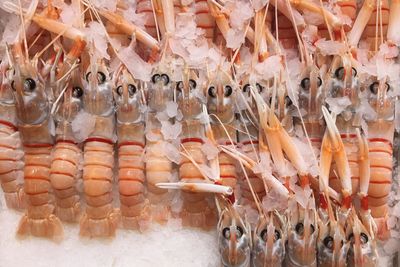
top-left (114, 67), bottom-right (150, 230)
top-left (0, 60), bottom-right (25, 210)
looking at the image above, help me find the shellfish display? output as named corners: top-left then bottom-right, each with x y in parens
top-left (0, 0), bottom-right (399, 266)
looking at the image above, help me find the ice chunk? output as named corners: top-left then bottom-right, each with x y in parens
top-left (325, 96), bottom-right (352, 115)
top-left (163, 142), bottom-right (181, 164)
top-left (161, 121), bottom-right (182, 140)
top-left (315, 39), bottom-right (346, 56)
top-left (165, 101), bottom-right (178, 118)
top-left (201, 139), bottom-right (219, 160)
top-left (84, 21), bottom-right (109, 60)
top-left (71, 110), bottom-right (96, 142)
top-left (117, 44), bottom-right (152, 82)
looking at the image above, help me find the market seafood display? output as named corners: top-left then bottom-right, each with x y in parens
top-left (0, 0), bottom-right (399, 265)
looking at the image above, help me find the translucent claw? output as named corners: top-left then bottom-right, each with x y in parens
top-left (98, 10), bottom-right (160, 51)
top-left (156, 182), bottom-right (233, 195)
top-left (356, 128), bottom-right (370, 202)
top-left (321, 106), bottom-right (352, 206)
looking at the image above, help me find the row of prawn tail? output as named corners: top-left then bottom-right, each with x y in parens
top-left (79, 208), bottom-right (120, 238)
top-left (16, 205), bottom-right (63, 242)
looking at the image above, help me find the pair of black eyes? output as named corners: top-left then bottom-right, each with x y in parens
top-left (208, 85), bottom-right (233, 98)
top-left (152, 73), bottom-right (169, 85)
top-left (116, 84), bottom-right (137, 97)
top-left (86, 71), bottom-right (107, 84)
top-left (335, 67), bottom-right (357, 80)
top-left (369, 81), bottom-right (390, 94)
top-left (300, 77), bottom-right (322, 89)
top-left (11, 78), bottom-right (36, 92)
top-left (347, 233), bottom-right (368, 244)
top-left (222, 226), bottom-right (243, 239)
top-left (295, 222), bottom-right (315, 235)
top-left (176, 79), bottom-right (196, 92)
top-left (260, 229), bottom-right (281, 242)
top-left (242, 83), bottom-right (263, 93)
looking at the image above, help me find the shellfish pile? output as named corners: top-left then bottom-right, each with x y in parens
top-left (0, 0), bottom-right (399, 266)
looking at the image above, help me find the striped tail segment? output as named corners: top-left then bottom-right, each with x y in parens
top-left (367, 137), bottom-right (392, 219)
top-left (118, 140), bottom-right (149, 230)
top-left (0, 121), bottom-right (25, 210)
top-left (179, 137), bottom-right (216, 229)
top-left (50, 140), bottom-right (81, 222)
top-left (80, 137), bottom-right (118, 237)
top-left (17, 143), bottom-right (63, 240)
top-left (145, 131), bottom-right (173, 223)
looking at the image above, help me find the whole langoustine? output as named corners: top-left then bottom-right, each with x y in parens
top-left (79, 61), bottom-right (118, 237)
top-left (50, 67), bottom-right (84, 223)
top-left (114, 68), bottom-right (150, 230)
top-left (176, 73), bottom-right (217, 229)
top-left (11, 42), bottom-right (63, 240)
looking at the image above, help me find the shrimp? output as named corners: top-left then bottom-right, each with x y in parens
top-left (284, 196), bottom-right (318, 267)
top-left (346, 209), bottom-right (378, 267)
top-left (252, 211), bottom-right (287, 267)
top-left (50, 67), bottom-right (83, 223)
top-left (205, 67), bottom-right (238, 190)
top-left (114, 68), bottom-right (150, 230)
top-left (145, 62), bottom-right (175, 223)
top-left (365, 79), bottom-right (395, 239)
top-left (0, 61), bottom-right (25, 210)
top-left (218, 202), bottom-right (252, 267)
top-left (236, 81), bottom-right (266, 207)
top-left (79, 60), bottom-right (119, 237)
top-left (11, 42), bottom-right (63, 240)
top-left (176, 70), bottom-right (217, 229)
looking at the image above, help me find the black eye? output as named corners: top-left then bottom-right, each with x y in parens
top-left (369, 82), bottom-right (379, 94)
top-left (11, 80), bottom-right (16, 91)
top-left (223, 227), bottom-right (230, 239)
top-left (295, 223), bottom-right (304, 235)
top-left (256, 83), bottom-right (263, 93)
top-left (285, 96), bottom-right (292, 107)
top-left (242, 84), bottom-right (250, 93)
top-left (310, 224), bottom-right (315, 234)
top-left (72, 86), bottom-right (83, 98)
top-left (176, 81), bottom-right (183, 92)
top-left (236, 226), bottom-right (243, 238)
top-left (208, 86), bottom-right (216, 97)
top-left (128, 84), bottom-right (136, 96)
top-left (352, 67), bottom-right (357, 77)
top-left (224, 85), bottom-right (233, 97)
top-left (151, 74), bottom-right (160, 84)
top-left (97, 72), bottom-right (106, 84)
top-left (260, 229), bottom-right (268, 241)
top-left (116, 86), bottom-right (123, 96)
top-left (360, 233), bottom-right (368, 244)
top-left (323, 236), bottom-right (334, 249)
top-left (274, 230), bottom-right (281, 240)
top-left (189, 79), bottom-right (196, 90)
top-left (385, 82), bottom-right (391, 92)
top-left (317, 77), bottom-right (322, 87)
top-left (161, 74), bottom-right (169, 85)
top-left (300, 78), bottom-right (310, 89)
top-left (335, 67), bottom-right (344, 80)
top-left (24, 78), bottom-right (36, 92)
top-left (85, 72), bottom-right (91, 82)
